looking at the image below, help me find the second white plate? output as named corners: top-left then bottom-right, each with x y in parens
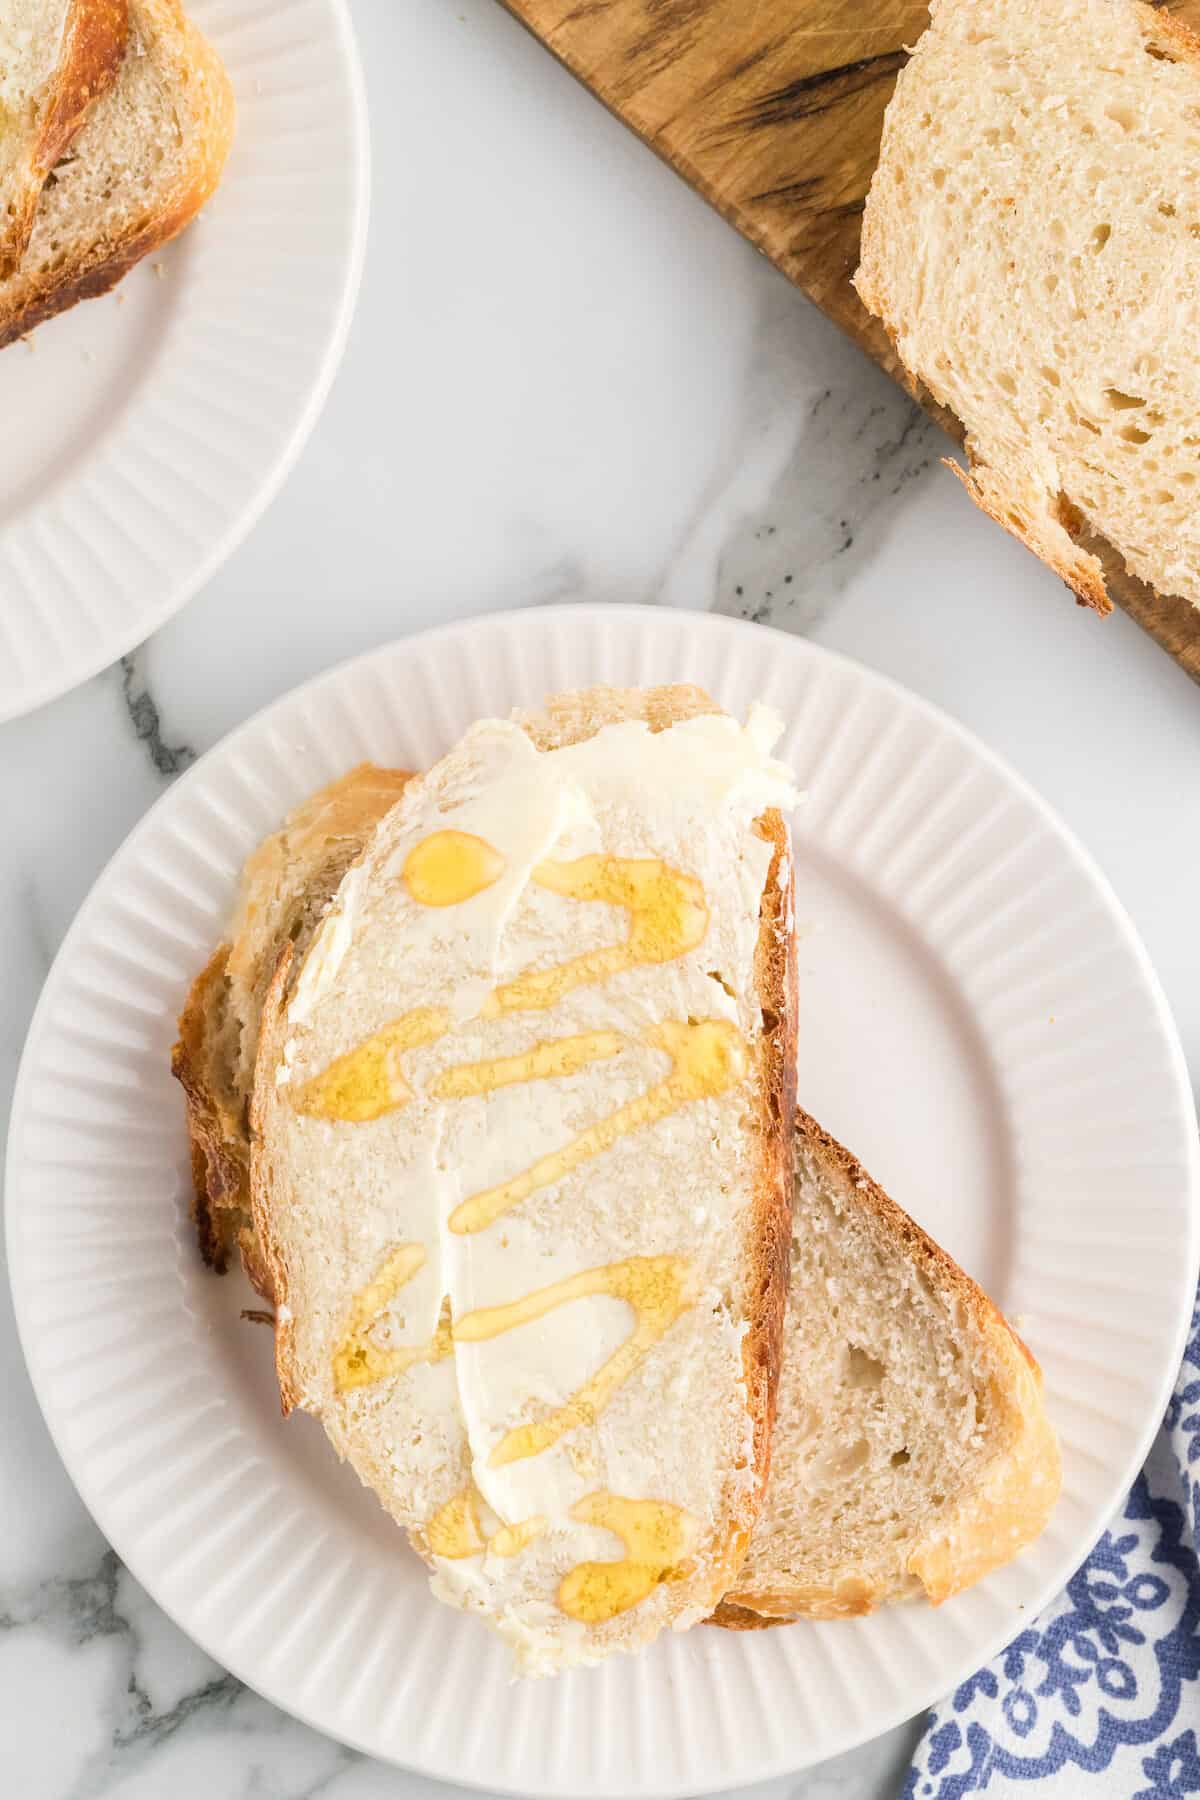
top-left (0, 0), bottom-right (368, 722)
top-left (7, 606), bottom-right (1198, 1795)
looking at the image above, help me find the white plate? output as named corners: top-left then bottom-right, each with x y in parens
top-left (8, 606), bottom-right (1198, 1796)
top-left (0, 0), bottom-right (368, 723)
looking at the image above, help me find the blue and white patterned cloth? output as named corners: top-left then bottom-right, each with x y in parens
top-left (905, 1288), bottom-right (1200, 1798)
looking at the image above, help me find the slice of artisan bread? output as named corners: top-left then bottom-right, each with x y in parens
top-left (0, 0), bottom-right (127, 277)
top-left (713, 1111), bottom-right (1060, 1626)
top-left (854, 0), bottom-right (1200, 615)
top-left (250, 685), bottom-right (798, 1673)
top-left (0, 0), bottom-right (233, 348)
top-left (172, 764), bottom-right (412, 1286)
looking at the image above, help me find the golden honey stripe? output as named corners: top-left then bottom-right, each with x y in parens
top-left (448, 1019), bottom-right (745, 1234)
top-left (558, 1493), bottom-right (700, 1623)
top-left (430, 1032), bottom-right (625, 1100)
top-left (453, 1255), bottom-right (693, 1466)
top-left (296, 1007), bottom-right (447, 1123)
top-left (333, 1245), bottom-right (454, 1393)
top-left (483, 854), bottom-right (709, 1015)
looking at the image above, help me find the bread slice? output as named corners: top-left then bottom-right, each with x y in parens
top-left (712, 1111), bottom-right (1061, 1626)
top-left (854, 0), bottom-right (1200, 615)
top-left (0, 0), bottom-right (233, 349)
top-left (249, 685), bottom-right (798, 1673)
top-left (0, 0), bottom-right (127, 277)
top-left (172, 764), bottom-right (412, 1287)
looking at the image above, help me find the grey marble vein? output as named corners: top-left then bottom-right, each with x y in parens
top-left (717, 383), bottom-right (944, 636)
top-left (118, 648), bottom-right (197, 779)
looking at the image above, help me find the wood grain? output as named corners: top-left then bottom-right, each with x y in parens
top-left (500, 0), bottom-right (1200, 682)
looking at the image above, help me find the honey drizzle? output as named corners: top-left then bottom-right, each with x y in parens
top-left (425, 1485), bottom-right (486, 1559)
top-left (425, 1484), bottom-right (546, 1560)
top-left (295, 1007), bottom-right (447, 1122)
top-left (402, 830), bottom-right (505, 907)
top-left (430, 1032), bottom-right (624, 1101)
top-left (452, 1255), bottom-right (693, 1466)
top-left (558, 1493), bottom-right (700, 1623)
top-left (291, 844), bottom-right (715, 1127)
top-left (483, 855), bottom-right (709, 1016)
top-left (332, 1246), bottom-right (454, 1393)
top-left (316, 830), bottom-right (739, 1610)
top-left (448, 1019), bottom-right (745, 1234)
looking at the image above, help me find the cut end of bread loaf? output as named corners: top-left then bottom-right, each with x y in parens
top-left (713, 1110), bottom-right (1060, 1625)
top-left (0, 0), bottom-right (234, 347)
top-left (855, 0), bottom-right (1200, 616)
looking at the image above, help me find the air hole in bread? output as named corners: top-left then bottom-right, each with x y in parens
top-left (1145, 41), bottom-right (1178, 63)
top-left (1105, 388), bottom-right (1146, 411)
top-left (843, 1345), bottom-right (885, 1390)
top-left (1090, 223), bottom-right (1112, 251)
top-left (708, 969), bottom-right (736, 999)
top-left (1105, 102), bottom-right (1136, 130)
top-left (1159, 202), bottom-right (1177, 218)
top-left (932, 167), bottom-right (947, 189)
top-left (996, 370), bottom-right (1016, 396)
top-left (890, 1448), bottom-right (911, 1469)
top-left (1041, 365), bottom-right (1061, 387)
top-left (1120, 425), bottom-right (1153, 445)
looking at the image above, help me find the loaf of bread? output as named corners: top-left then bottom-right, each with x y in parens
top-left (713, 1112), bottom-right (1061, 1626)
top-left (0, 0), bottom-right (233, 348)
top-left (855, 0), bottom-right (1200, 614)
top-left (0, 0), bottom-right (127, 277)
top-left (248, 685), bottom-right (799, 1672)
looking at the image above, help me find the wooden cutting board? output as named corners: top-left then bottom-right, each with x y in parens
top-left (498, 0), bottom-right (1200, 683)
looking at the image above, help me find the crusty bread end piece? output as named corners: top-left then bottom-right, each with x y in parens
top-left (0, 0), bottom-right (234, 348)
top-left (712, 1111), bottom-right (1060, 1625)
top-left (854, 0), bottom-right (1200, 615)
top-left (0, 0), bottom-right (128, 278)
top-left (171, 763), bottom-right (412, 1288)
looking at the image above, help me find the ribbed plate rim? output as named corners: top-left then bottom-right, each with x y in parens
top-left (0, 0), bottom-right (370, 724)
top-left (7, 604), bottom-right (1198, 1796)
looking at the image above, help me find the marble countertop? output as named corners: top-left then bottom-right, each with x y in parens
top-left (2, 2), bottom-right (1199, 1797)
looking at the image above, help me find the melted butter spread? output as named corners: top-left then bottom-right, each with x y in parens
top-left (333, 1246), bottom-right (454, 1393)
top-left (452, 1255), bottom-right (693, 1465)
top-left (558, 1494), bottom-right (700, 1623)
top-left (402, 829), bottom-right (506, 907)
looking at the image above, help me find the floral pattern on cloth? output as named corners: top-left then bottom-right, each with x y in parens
top-left (905, 1286), bottom-right (1200, 1799)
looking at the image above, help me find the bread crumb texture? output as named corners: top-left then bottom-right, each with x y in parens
top-left (855, 0), bottom-right (1200, 612)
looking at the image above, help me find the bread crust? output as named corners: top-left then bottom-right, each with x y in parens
top-left (0, 0), bottom-right (234, 348)
top-left (711, 1108), bottom-right (1061, 1626)
top-left (171, 943), bottom-right (250, 1275)
top-left (172, 764), bottom-right (414, 1290)
top-left (249, 685), bottom-right (798, 1620)
top-left (0, 0), bottom-right (129, 280)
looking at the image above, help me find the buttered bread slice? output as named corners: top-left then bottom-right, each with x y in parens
top-left (250, 685), bottom-right (798, 1673)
